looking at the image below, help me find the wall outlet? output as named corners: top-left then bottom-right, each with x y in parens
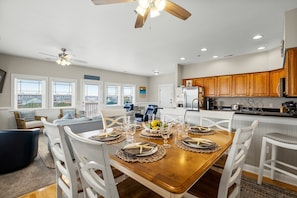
top-left (269, 103), bottom-right (273, 108)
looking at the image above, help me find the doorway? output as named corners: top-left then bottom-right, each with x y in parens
top-left (158, 84), bottom-right (174, 108)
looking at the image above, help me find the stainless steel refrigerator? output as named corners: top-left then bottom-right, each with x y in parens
top-left (182, 86), bottom-right (204, 110)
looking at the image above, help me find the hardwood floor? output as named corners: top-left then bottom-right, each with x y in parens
top-left (18, 172), bottom-right (297, 198)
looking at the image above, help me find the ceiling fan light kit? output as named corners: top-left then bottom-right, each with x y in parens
top-left (56, 48), bottom-right (71, 66)
top-left (91, 0), bottom-right (191, 28)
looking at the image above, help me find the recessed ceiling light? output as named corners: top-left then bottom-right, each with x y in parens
top-left (180, 57), bottom-right (185, 61)
top-left (213, 55), bottom-right (218, 58)
top-left (253, 34), bottom-right (263, 40)
top-left (201, 48), bottom-right (208, 52)
top-left (153, 70), bottom-right (159, 75)
top-left (258, 46), bottom-right (265, 50)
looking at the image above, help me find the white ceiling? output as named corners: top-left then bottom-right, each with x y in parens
top-left (1, 0), bottom-right (297, 76)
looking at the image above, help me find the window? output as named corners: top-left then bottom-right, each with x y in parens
top-left (105, 83), bottom-right (121, 105)
top-left (12, 74), bottom-right (47, 109)
top-left (82, 80), bottom-right (102, 117)
top-left (122, 84), bottom-right (135, 104)
top-left (50, 78), bottom-right (76, 108)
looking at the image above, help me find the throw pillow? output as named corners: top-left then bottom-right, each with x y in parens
top-left (19, 111), bottom-right (35, 121)
top-left (62, 113), bottom-right (73, 119)
top-left (63, 109), bottom-right (75, 118)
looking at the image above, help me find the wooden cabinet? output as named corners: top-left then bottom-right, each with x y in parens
top-left (269, 69), bottom-right (285, 97)
top-left (193, 78), bottom-right (204, 87)
top-left (250, 72), bottom-right (270, 96)
top-left (203, 77), bottom-right (217, 97)
top-left (217, 75), bottom-right (232, 96)
top-left (285, 48), bottom-right (297, 97)
top-left (232, 74), bottom-right (250, 96)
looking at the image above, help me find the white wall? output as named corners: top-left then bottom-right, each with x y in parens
top-left (181, 47), bottom-right (284, 79)
top-left (0, 54), bottom-right (150, 129)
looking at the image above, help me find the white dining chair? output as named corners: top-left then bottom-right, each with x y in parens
top-left (160, 108), bottom-right (186, 124)
top-left (199, 110), bottom-right (235, 132)
top-left (100, 108), bottom-right (127, 129)
top-left (63, 126), bottom-right (162, 198)
top-left (185, 120), bottom-right (259, 198)
top-left (41, 117), bottom-right (83, 198)
top-left (199, 110), bottom-right (235, 169)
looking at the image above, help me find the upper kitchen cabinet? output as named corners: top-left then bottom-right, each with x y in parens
top-left (217, 75), bottom-right (232, 97)
top-left (285, 48), bottom-right (297, 97)
top-left (250, 72), bottom-right (270, 96)
top-left (232, 74), bottom-right (250, 97)
top-left (203, 77), bottom-right (217, 97)
top-left (193, 78), bottom-right (204, 87)
top-left (269, 69), bottom-right (285, 97)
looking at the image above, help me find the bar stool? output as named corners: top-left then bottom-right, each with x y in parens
top-left (257, 133), bottom-right (297, 184)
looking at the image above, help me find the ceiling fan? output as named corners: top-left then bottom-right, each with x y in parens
top-left (91, 0), bottom-right (191, 28)
top-left (40, 48), bottom-right (87, 66)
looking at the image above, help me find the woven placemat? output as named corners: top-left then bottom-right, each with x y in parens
top-left (89, 133), bottom-right (126, 145)
top-left (175, 140), bottom-right (220, 153)
top-left (115, 145), bottom-right (166, 163)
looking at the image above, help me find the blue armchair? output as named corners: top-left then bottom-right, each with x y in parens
top-left (0, 128), bottom-right (39, 174)
top-left (135, 104), bottom-right (158, 122)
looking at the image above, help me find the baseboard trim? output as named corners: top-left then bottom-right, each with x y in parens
top-left (243, 164), bottom-right (297, 187)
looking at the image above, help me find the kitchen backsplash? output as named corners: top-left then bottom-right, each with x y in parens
top-left (211, 97), bottom-right (297, 110)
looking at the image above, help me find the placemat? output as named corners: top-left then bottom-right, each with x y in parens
top-left (139, 129), bottom-right (163, 140)
top-left (175, 139), bottom-right (220, 153)
top-left (115, 145), bottom-right (166, 163)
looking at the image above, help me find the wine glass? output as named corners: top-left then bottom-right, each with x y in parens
top-left (127, 120), bottom-right (137, 143)
top-left (160, 122), bottom-right (172, 148)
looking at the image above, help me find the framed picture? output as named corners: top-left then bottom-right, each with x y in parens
top-left (0, 69), bottom-right (6, 93)
top-left (139, 86), bottom-right (146, 98)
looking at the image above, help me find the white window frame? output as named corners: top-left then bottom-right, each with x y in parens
top-left (11, 73), bottom-right (48, 110)
top-left (122, 84), bottom-right (135, 105)
top-left (49, 77), bottom-right (77, 109)
top-left (104, 82), bottom-right (121, 106)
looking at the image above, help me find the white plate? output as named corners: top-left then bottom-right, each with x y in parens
top-left (182, 138), bottom-right (215, 149)
top-left (123, 142), bottom-right (158, 157)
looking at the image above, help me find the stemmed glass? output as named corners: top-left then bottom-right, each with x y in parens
top-left (160, 121), bottom-right (172, 148)
top-left (128, 120), bottom-right (137, 143)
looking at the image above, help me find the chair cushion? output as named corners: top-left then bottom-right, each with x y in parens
top-left (26, 120), bottom-right (44, 128)
top-left (19, 111), bottom-right (35, 121)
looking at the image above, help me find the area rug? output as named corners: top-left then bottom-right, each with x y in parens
top-left (38, 133), bottom-right (55, 169)
top-left (0, 134), bottom-right (56, 198)
top-left (240, 176), bottom-right (297, 198)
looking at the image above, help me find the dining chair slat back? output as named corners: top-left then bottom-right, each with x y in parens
top-left (63, 126), bottom-right (162, 198)
top-left (41, 117), bottom-right (82, 198)
top-left (199, 110), bottom-right (235, 132)
top-left (100, 109), bottom-right (126, 129)
top-left (187, 120), bottom-right (259, 198)
top-left (160, 108), bottom-right (187, 124)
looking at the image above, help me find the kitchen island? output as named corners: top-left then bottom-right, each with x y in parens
top-left (181, 109), bottom-right (297, 186)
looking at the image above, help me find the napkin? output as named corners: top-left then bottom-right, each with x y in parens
top-left (122, 142), bottom-right (157, 157)
top-left (183, 137), bottom-right (215, 147)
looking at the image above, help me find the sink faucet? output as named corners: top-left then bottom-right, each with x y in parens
top-left (191, 98), bottom-right (198, 110)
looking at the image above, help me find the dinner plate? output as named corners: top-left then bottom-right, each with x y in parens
top-left (190, 126), bottom-right (212, 133)
top-left (90, 132), bottom-right (121, 142)
top-left (182, 138), bottom-right (216, 149)
top-left (122, 142), bottom-right (158, 157)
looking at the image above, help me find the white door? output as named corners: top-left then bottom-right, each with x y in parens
top-left (158, 84), bottom-right (174, 108)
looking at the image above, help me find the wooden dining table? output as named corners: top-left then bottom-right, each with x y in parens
top-left (78, 126), bottom-right (234, 198)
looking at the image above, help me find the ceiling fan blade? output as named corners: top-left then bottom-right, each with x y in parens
top-left (164, 0), bottom-right (191, 20)
top-left (72, 59), bottom-right (88, 64)
top-left (91, 0), bottom-right (134, 5)
top-left (135, 8), bottom-right (150, 28)
top-left (39, 52), bottom-right (57, 58)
